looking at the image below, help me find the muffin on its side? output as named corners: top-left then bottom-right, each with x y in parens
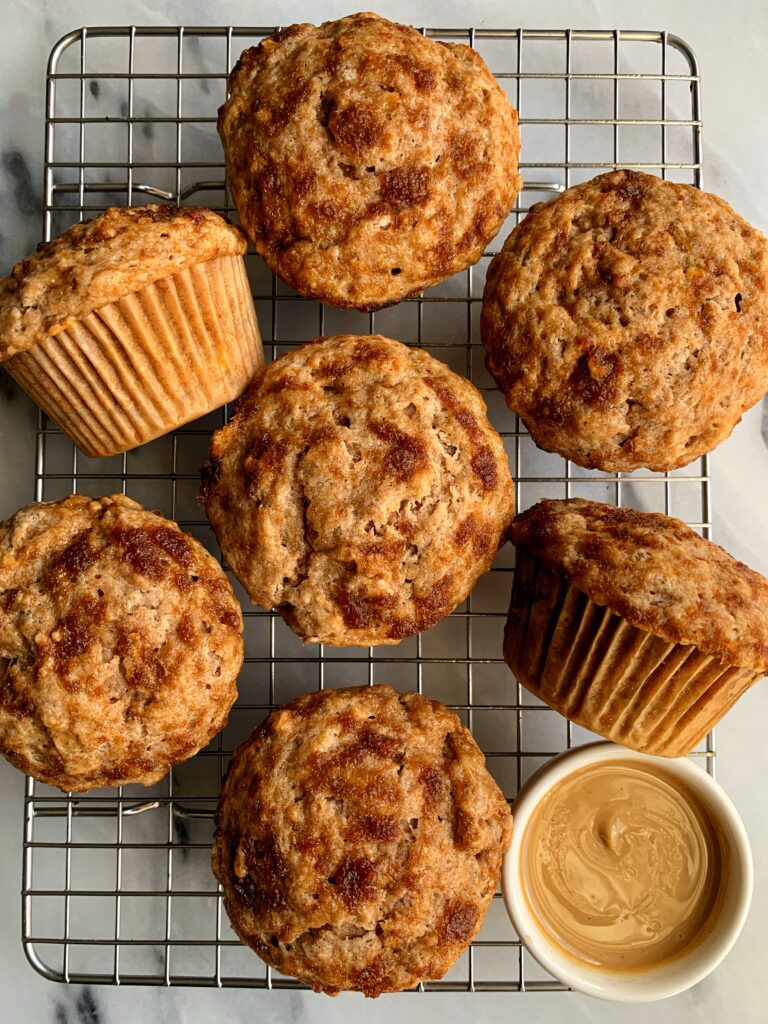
top-left (219, 12), bottom-right (522, 310)
top-left (213, 685), bottom-right (512, 996)
top-left (481, 170), bottom-right (768, 471)
top-left (505, 498), bottom-right (768, 757)
top-left (0, 494), bottom-right (243, 791)
top-left (0, 205), bottom-right (263, 458)
top-left (200, 334), bottom-right (515, 646)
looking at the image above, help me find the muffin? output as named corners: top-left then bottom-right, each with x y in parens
top-left (218, 12), bottom-right (522, 310)
top-left (0, 494), bottom-right (243, 791)
top-left (0, 205), bottom-right (264, 458)
top-left (200, 334), bottom-right (515, 646)
top-left (212, 684), bottom-right (512, 995)
top-left (481, 170), bottom-right (768, 471)
top-left (505, 498), bottom-right (768, 757)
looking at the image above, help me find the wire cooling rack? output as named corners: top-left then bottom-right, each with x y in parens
top-left (20, 25), bottom-right (708, 991)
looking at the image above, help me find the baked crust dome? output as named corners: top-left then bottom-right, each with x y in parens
top-left (482, 170), bottom-right (768, 471)
top-left (0, 205), bottom-right (247, 359)
top-left (0, 494), bottom-right (243, 790)
top-left (212, 685), bottom-right (512, 995)
top-left (509, 498), bottom-right (768, 671)
top-left (201, 334), bottom-right (515, 645)
top-left (218, 12), bottom-right (522, 309)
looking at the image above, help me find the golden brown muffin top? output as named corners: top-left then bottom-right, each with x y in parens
top-left (0, 494), bottom-right (243, 791)
top-left (0, 205), bottom-right (247, 359)
top-left (212, 685), bottom-right (512, 996)
top-left (201, 334), bottom-right (515, 646)
top-left (510, 498), bottom-right (768, 671)
top-left (481, 170), bottom-right (768, 471)
top-left (218, 12), bottom-right (521, 310)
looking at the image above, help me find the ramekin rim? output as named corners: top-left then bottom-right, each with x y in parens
top-left (501, 740), bottom-right (753, 1002)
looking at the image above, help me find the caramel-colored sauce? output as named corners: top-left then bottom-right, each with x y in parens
top-left (522, 761), bottom-right (726, 971)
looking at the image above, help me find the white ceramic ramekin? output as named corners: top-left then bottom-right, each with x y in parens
top-left (501, 742), bottom-right (753, 1002)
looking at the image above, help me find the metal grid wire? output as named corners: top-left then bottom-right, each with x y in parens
top-left (21, 25), bottom-right (707, 990)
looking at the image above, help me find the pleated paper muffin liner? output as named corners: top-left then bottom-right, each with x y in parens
top-left (4, 254), bottom-right (263, 458)
top-left (504, 547), bottom-right (762, 758)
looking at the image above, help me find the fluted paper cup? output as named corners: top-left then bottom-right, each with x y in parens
top-left (4, 254), bottom-right (263, 457)
top-left (504, 547), bottom-right (761, 758)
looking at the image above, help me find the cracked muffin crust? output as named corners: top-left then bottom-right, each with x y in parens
top-left (0, 205), bottom-right (247, 359)
top-left (0, 494), bottom-right (243, 791)
top-left (200, 334), bottom-right (515, 646)
top-left (218, 12), bottom-right (522, 310)
top-left (481, 170), bottom-right (768, 471)
top-left (509, 498), bottom-right (768, 670)
top-left (212, 685), bottom-right (512, 996)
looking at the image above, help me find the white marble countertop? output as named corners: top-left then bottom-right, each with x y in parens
top-left (1, 1), bottom-right (767, 1022)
